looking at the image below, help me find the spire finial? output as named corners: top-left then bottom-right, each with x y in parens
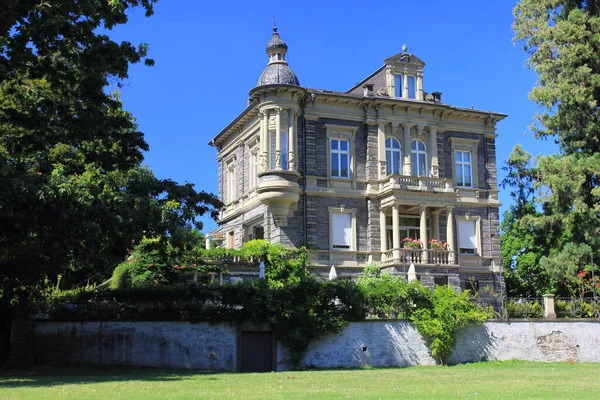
top-left (272, 14), bottom-right (277, 32)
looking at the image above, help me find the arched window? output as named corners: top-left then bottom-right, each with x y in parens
top-left (411, 140), bottom-right (428, 176)
top-left (385, 138), bottom-right (401, 175)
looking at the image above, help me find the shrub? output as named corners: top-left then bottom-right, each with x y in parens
top-left (357, 265), bottom-right (430, 319)
top-left (411, 285), bottom-right (492, 364)
top-left (506, 299), bottom-right (543, 318)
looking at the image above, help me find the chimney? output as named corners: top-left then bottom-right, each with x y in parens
top-left (363, 83), bottom-right (374, 97)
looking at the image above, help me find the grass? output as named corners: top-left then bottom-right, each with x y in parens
top-left (1, 361), bottom-right (600, 399)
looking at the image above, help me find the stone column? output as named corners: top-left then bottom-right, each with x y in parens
top-left (446, 206), bottom-right (455, 264)
top-left (386, 66), bottom-right (394, 97)
top-left (275, 108), bottom-right (282, 169)
top-left (380, 209), bottom-right (387, 255)
top-left (543, 294), bottom-right (557, 319)
top-left (431, 210), bottom-right (440, 240)
top-left (260, 110), bottom-right (268, 172)
top-left (288, 110), bottom-right (296, 171)
top-left (378, 122), bottom-right (386, 178)
top-left (416, 71), bottom-right (424, 101)
top-left (429, 126), bottom-right (439, 177)
top-left (420, 205), bottom-right (428, 263)
top-left (403, 124), bottom-right (411, 175)
top-left (403, 71), bottom-right (408, 99)
top-left (392, 205), bottom-right (400, 261)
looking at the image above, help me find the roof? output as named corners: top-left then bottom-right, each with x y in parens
top-left (257, 63), bottom-right (300, 86)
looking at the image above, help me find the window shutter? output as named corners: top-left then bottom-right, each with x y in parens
top-left (458, 220), bottom-right (477, 249)
top-left (332, 213), bottom-right (352, 249)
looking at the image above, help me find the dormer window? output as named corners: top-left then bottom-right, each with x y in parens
top-left (394, 74), bottom-right (403, 97)
top-left (407, 75), bottom-right (416, 98)
top-left (394, 74), bottom-right (416, 99)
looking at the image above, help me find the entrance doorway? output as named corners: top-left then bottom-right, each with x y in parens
top-left (240, 331), bottom-right (274, 372)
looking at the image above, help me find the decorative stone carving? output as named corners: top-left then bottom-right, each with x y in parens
top-left (288, 151), bottom-right (295, 170)
top-left (259, 153), bottom-right (267, 172)
top-left (430, 165), bottom-right (439, 178)
top-left (379, 161), bottom-right (387, 178)
top-left (275, 150), bottom-right (281, 169)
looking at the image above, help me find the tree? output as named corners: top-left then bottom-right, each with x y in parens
top-left (507, 0), bottom-right (600, 296)
top-left (500, 145), bottom-right (554, 296)
top-left (0, 1), bottom-right (221, 363)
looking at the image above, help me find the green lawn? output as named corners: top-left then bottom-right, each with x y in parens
top-left (1, 361), bottom-right (599, 399)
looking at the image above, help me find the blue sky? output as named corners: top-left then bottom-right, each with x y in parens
top-left (109, 0), bottom-right (556, 234)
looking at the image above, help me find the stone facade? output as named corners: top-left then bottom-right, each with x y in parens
top-left (209, 30), bottom-right (507, 291)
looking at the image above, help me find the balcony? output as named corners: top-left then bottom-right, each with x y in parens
top-left (381, 248), bottom-right (457, 267)
top-left (380, 174), bottom-right (453, 193)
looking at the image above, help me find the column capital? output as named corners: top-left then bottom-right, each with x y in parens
top-left (446, 205), bottom-right (455, 211)
top-left (431, 209), bottom-right (441, 216)
top-left (419, 204), bottom-right (428, 211)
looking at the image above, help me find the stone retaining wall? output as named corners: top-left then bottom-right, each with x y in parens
top-left (31, 320), bottom-right (600, 371)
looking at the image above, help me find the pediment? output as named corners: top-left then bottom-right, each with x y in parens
top-left (384, 51), bottom-right (426, 68)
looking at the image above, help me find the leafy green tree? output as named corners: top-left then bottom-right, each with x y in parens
top-left (0, 0), bottom-right (221, 363)
top-left (507, 0), bottom-right (600, 296)
top-left (500, 145), bottom-right (554, 296)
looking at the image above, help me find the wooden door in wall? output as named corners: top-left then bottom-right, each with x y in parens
top-left (240, 331), bottom-right (273, 372)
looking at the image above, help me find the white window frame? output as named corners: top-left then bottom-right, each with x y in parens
top-left (456, 216), bottom-right (481, 256)
top-left (330, 138), bottom-right (350, 178)
top-left (455, 150), bottom-right (473, 188)
top-left (249, 148), bottom-right (259, 190)
top-left (225, 158), bottom-right (236, 203)
top-left (329, 207), bottom-right (357, 251)
top-left (325, 124), bottom-right (356, 180)
top-left (385, 137), bottom-right (402, 175)
top-left (410, 139), bottom-right (428, 177)
top-left (450, 138), bottom-right (479, 189)
top-left (244, 218), bottom-right (264, 242)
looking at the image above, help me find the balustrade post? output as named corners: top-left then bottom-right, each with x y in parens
top-left (420, 205), bottom-right (428, 263)
top-left (380, 208), bottom-right (387, 259)
top-left (392, 205), bottom-right (400, 261)
top-left (447, 206), bottom-right (455, 264)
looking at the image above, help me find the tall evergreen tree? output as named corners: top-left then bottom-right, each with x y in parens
top-left (0, 1), bottom-right (221, 363)
top-left (506, 0), bottom-right (600, 295)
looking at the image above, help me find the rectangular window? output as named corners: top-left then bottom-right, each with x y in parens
top-left (407, 75), bottom-right (416, 98)
top-left (455, 151), bottom-right (473, 187)
top-left (249, 151), bottom-right (258, 190)
top-left (246, 224), bottom-right (264, 242)
top-left (434, 276), bottom-right (448, 287)
top-left (280, 131), bottom-right (288, 170)
top-left (458, 220), bottom-right (477, 255)
top-left (332, 212), bottom-right (352, 249)
top-left (227, 231), bottom-right (235, 249)
top-left (330, 139), bottom-right (350, 178)
top-left (226, 164), bottom-right (236, 203)
top-left (394, 74), bottom-right (403, 97)
top-left (269, 130), bottom-right (276, 170)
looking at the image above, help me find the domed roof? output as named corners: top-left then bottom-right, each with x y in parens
top-left (257, 63), bottom-right (300, 86)
top-left (266, 28), bottom-right (288, 54)
top-left (255, 27), bottom-right (300, 88)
